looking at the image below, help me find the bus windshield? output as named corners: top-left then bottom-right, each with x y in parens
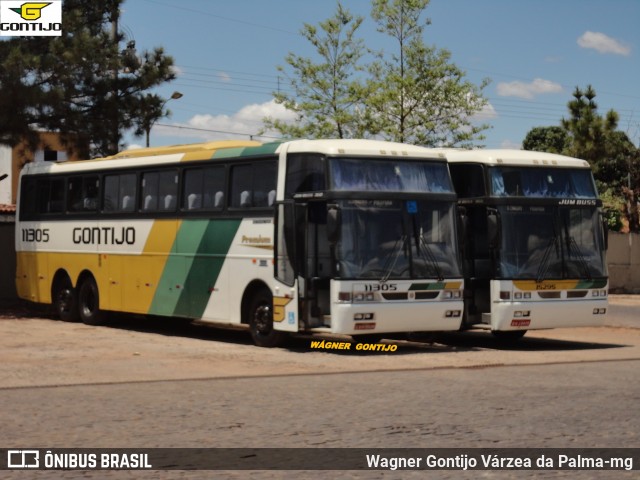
top-left (330, 158), bottom-right (454, 193)
top-left (498, 205), bottom-right (607, 280)
top-left (335, 199), bottom-right (461, 280)
top-left (489, 167), bottom-right (597, 198)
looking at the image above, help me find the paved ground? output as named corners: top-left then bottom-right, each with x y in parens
top-left (0, 296), bottom-right (638, 388)
top-left (0, 296), bottom-right (638, 479)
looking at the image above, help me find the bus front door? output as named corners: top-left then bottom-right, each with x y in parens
top-left (273, 201), bottom-right (301, 333)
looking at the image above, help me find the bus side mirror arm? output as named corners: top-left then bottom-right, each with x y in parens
top-left (487, 208), bottom-right (501, 250)
top-left (601, 214), bottom-right (609, 250)
top-left (457, 206), bottom-right (468, 242)
top-left (326, 205), bottom-right (341, 244)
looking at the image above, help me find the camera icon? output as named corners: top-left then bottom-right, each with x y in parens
top-left (7, 450), bottom-right (40, 469)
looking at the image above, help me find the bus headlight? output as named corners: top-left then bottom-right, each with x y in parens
top-left (352, 292), bottom-right (376, 303)
top-left (442, 290), bottom-right (462, 299)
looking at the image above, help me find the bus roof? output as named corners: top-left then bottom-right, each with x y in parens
top-left (20, 139), bottom-right (445, 176)
top-left (105, 140), bottom-right (263, 159)
top-left (430, 148), bottom-right (591, 169)
top-left (282, 138), bottom-right (442, 159)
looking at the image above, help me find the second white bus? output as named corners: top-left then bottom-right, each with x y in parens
top-left (441, 149), bottom-right (608, 340)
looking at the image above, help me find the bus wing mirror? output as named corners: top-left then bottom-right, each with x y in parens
top-left (457, 206), bottom-right (468, 240)
top-left (326, 205), bottom-right (341, 244)
top-left (487, 209), bottom-right (501, 250)
top-left (601, 214), bottom-right (609, 250)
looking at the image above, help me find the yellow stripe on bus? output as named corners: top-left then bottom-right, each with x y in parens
top-left (119, 219), bottom-right (183, 313)
top-left (513, 280), bottom-right (580, 291)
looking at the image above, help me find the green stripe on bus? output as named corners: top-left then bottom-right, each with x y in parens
top-left (149, 219), bottom-right (241, 317)
top-left (211, 142), bottom-right (281, 159)
top-left (576, 279), bottom-right (608, 290)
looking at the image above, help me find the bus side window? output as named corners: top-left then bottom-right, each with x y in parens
top-left (230, 164), bottom-right (253, 208)
top-left (19, 178), bottom-right (35, 219)
top-left (68, 175), bottom-right (99, 212)
top-left (141, 172), bottom-right (158, 211)
top-left (183, 166), bottom-right (225, 211)
top-left (285, 154), bottom-right (326, 198)
top-left (230, 161), bottom-right (277, 209)
top-left (450, 164), bottom-right (486, 198)
top-left (104, 173), bottom-right (136, 213)
top-left (141, 170), bottom-right (177, 212)
top-left (253, 161), bottom-right (277, 207)
top-left (120, 174), bottom-right (136, 212)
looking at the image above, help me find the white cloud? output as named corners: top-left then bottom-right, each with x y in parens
top-left (496, 78), bottom-right (563, 100)
top-left (170, 65), bottom-right (185, 77)
top-left (157, 99), bottom-right (296, 141)
top-left (217, 72), bottom-right (232, 83)
top-left (577, 31), bottom-right (631, 56)
top-left (471, 101), bottom-right (498, 121)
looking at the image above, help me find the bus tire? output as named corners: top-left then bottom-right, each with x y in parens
top-left (78, 276), bottom-right (107, 326)
top-left (247, 289), bottom-right (287, 348)
top-left (52, 276), bottom-right (79, 322)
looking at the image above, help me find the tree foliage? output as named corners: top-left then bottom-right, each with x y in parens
top-left (522, 126), bottom-right (568, 154)
top-left (523, 85), bottom-right (640, 231)
top-left (263, 3), bottom-right (368, 139)
top-left (266, 0), bottom-right (489, 147)
top-left (0, 0), bottom-right (175, 157)
top-left (367, 0), bottom-right (489, 146)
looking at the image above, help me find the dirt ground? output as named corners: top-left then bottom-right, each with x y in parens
top-left (0, 296), bottom-right (638, 389)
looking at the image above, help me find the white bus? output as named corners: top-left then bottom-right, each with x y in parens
top-left (16, 139), bottom-right (464, 347)
top-left (439, 149), bottom-right (608, 340)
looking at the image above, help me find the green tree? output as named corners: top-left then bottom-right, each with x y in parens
top-left (0, 0), bottom-right (175, 157)
top-left (561, 86), bottom-right (619, 169)
top-left (266, 0), bottom-right (490, 146)
top-left (523, 85), bottom-right (640, 231)
top-left (263, 2), bottom-right (368, 139)
top-left (561, 86), bottom-right (636, 196)
top-left (522, 126), bottom-right (568, 153)
top-left (367, 0), bottom-right (490, 146)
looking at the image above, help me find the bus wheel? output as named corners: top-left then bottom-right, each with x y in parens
top-left (492, 330), bottom-right (527, 342)
top-left (52, 278), bottom-right (79, 322)
top-left (78, 276), bottom-right (106, 326)
top-left (248, 289), bottom-right (286, 348)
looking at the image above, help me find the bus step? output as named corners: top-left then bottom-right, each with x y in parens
top-left (308, 327), bottom-right (333, 334)
top-left (472, 323), bottom-right (492, 330)
top-left (481, 313), bottom-right (492, 324)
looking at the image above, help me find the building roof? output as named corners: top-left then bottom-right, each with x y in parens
top-left (0, 204), bottom-right (16, 214)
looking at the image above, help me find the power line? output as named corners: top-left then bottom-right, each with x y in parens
top-left (141, 0), bottom-right (299, 36)
top-left (155, 122), bottom-right (283, 140)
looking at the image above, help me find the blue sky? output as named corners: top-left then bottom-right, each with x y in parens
top-left (120, 0), bottom-right (639, 150)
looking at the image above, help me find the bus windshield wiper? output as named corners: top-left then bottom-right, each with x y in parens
top-left (417, 234), bottom-right (444, 281)
top-left (380, 235), bottom-right (407, 283)
top-left (536, 235), bottom-right (559, 283)
top-left (566, 236), bottom-right (592, 280)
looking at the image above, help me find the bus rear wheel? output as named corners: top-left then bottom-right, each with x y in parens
top-left (52, 277), bottom-right (79, 322)
top-left (248, 289), bottom-right (287, 348)
top-left (78, 276), bottom-right (106, 326)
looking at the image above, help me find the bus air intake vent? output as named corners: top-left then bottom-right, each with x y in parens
top-left (381, 292), bottom-right (409, 301)
top-left (414, 291), bottom-right (439, 300)
top-left (538, 291), bottom-right (561, 299)
top-left (567, 290), bottom-right (588, 298)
